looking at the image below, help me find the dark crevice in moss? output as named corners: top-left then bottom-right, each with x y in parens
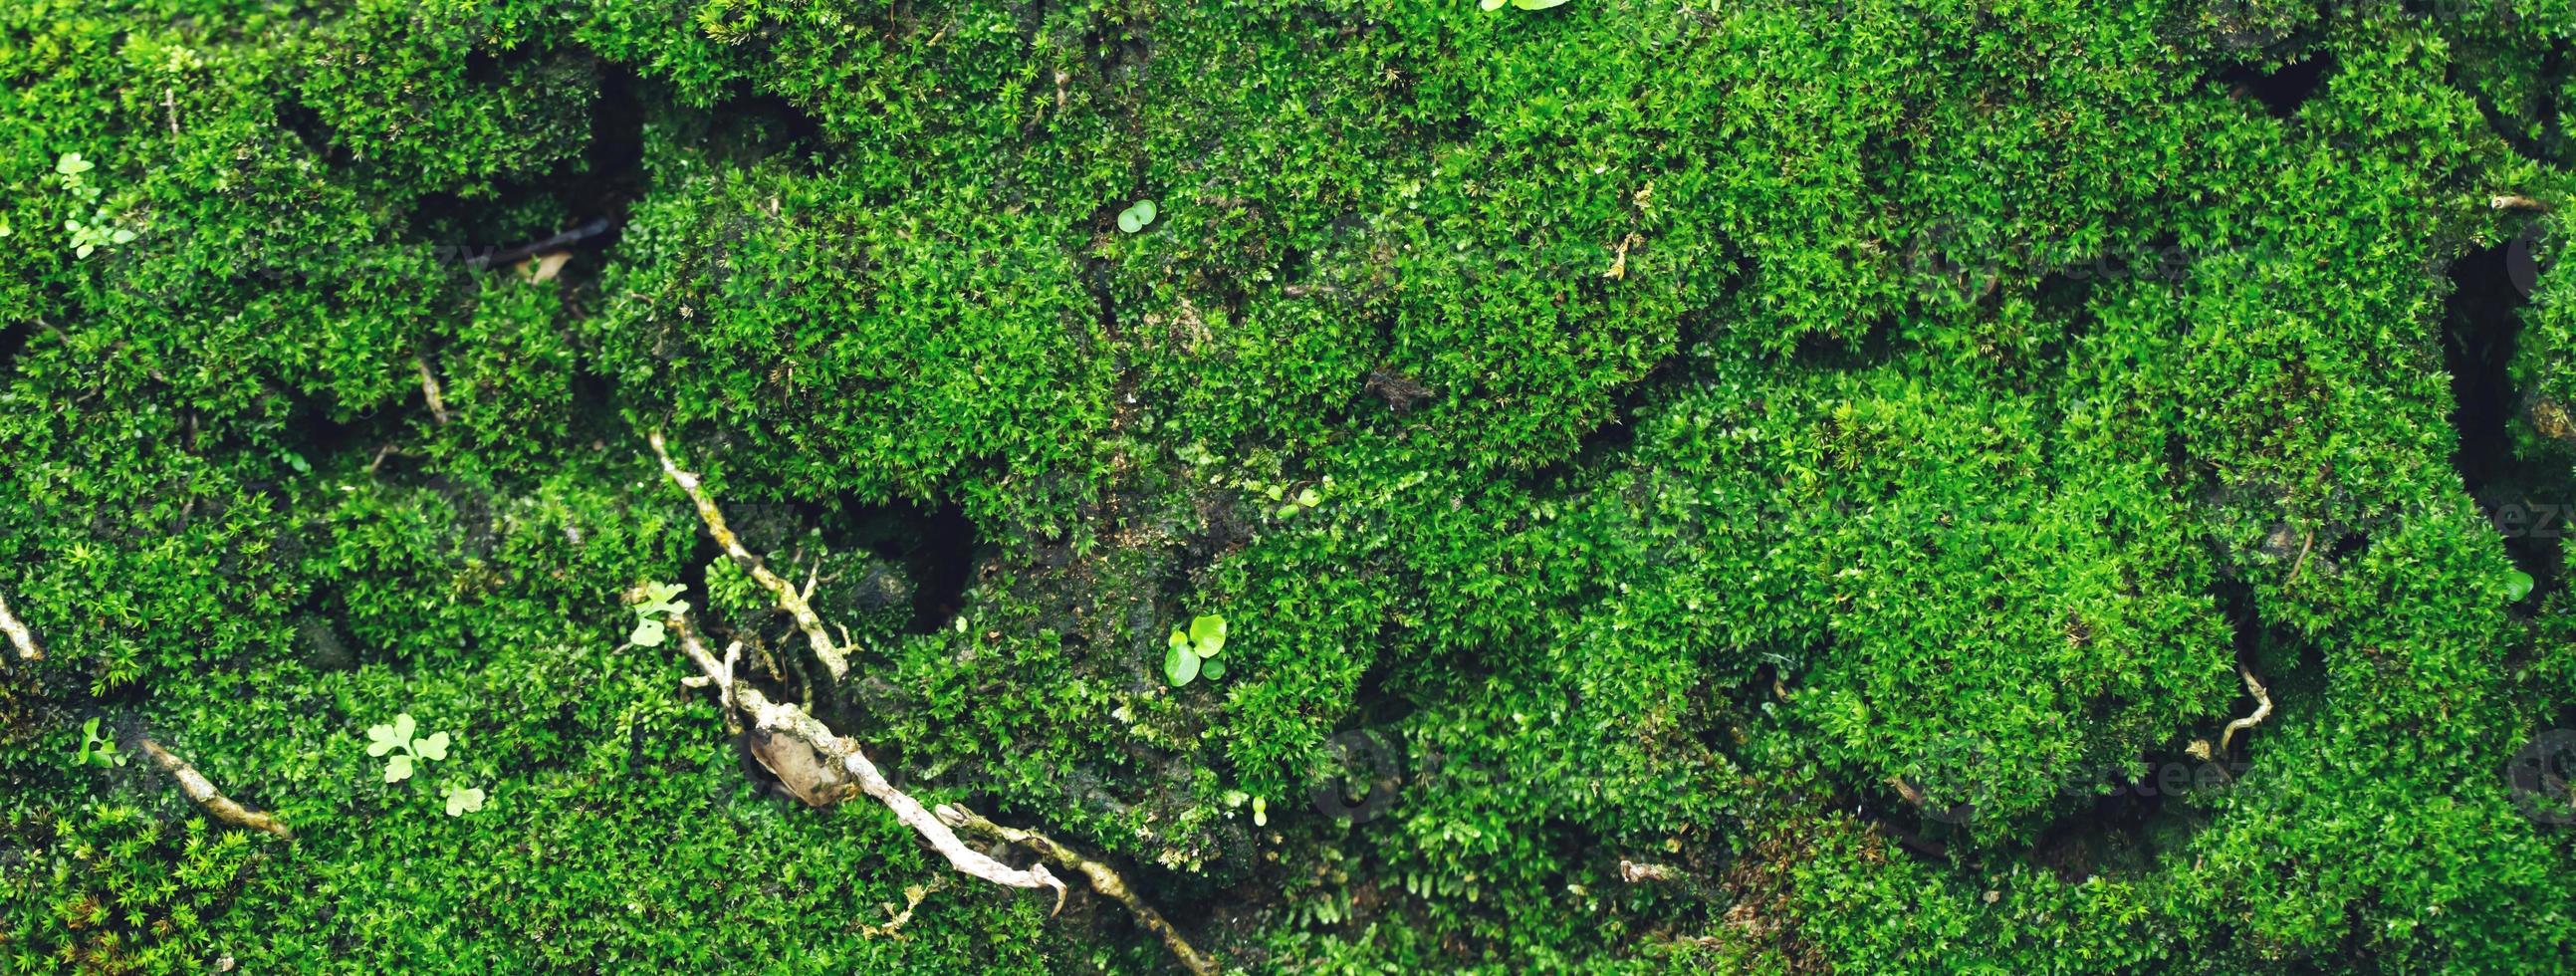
top-left (2445, 239), bottom-right (2570, 584)
top-left (670, 79), bottom-right (828, 172)
top-left (407, 62), bottom-right (646, 270)
top-left (2459, 41), bottom-right (2570, 165)
top-left (2016, 774), bottom-right (2188, 882)
top-left (2446, 241), bottom-right (2523, 497)
top-left (1522, 359), bottom-right (1672, 492)
top-left (1792, 315), bottom-right (1902, 371)
top-left (0, 321), bottom-right (30, 370)
top-left (820, 497), bottom-right (980, 635)
top-left (294, 613), bottom-right (353, 671)
top-left (2032, 267), bottom-right (2098, 322)
top-left (2216, 53), bottom-right (2333, 119)
top-left (1836, 794), bottom-right (1950, 860)
top-left (273, 99), bottom-right (339, 164)
top-left (673, 526), bottom-right (719, 621)
top-left (711, 90), bottom-right (826, 160)
top-left (279, 390), bottom-right (366, 472)
top-left (1341, 633), bottom-right (1411, 731)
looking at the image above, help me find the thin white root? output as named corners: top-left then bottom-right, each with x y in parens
top-left (649, 430), bottom-right (850, 680)
top-left (2217, 665), bottom-right (2272, 756)
top-left (0, 589), bottom-right (41, 660)
top-left (937, 805), bottom-right (1221, 976)
top-left (651, 431), bottom-right (1217, 974)
top-left (671, 616), bottom-right (1063, 901)
top-left (135, 739), bottom-right (293, 840)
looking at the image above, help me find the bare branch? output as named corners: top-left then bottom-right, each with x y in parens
top-left (936, 804), bottom-right (1221, 976)
top-left (2287, 528), bottom-right (2315, 584)
top-left (464, 217), bottom-right (614, 271)
top-left (135, 739), bottom-right (292, 840)
top-left (671, 615), bottom-right (1063, 901)
top-left (415, 354), bottom-right (451, 425)
top-left (0, 589), bottom-right (41, 660)
top-left (649, 430), bottom-right (850, 680)
top-left (2217, 665), bottom-right (2272, 756)
top-left (648, 432), bottom-right (1216, 974)
top-left (2491, 194), bottom-right (2550, 212)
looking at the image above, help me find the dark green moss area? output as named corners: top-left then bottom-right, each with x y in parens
top-left (5, 0), bottom-right (2576, 971)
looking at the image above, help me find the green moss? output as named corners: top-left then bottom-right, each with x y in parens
top-left (5, 0), bottom-right (2576, 971)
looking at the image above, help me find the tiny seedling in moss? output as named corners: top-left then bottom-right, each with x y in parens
top-left (73, 717), bottom-right (125, 769)
top-left (1117, 199), bottom-right (1158, 234)
top-left (1274, 484), bottom-right (1321, 518)
top-left (442, 784), bottom-right (487, 817)
top-left (2506, 570), bottom-right (2536, 603)
top-left (364, 712), bottom-right (450, 783)
top-left (52, 151), bottom-right (134, 258)
top-left (628, 582), bottom-right (690, 646)
top-left (1239, 477), bottom-right (1322, 518)
top-left (1165, 612), bottom-right (1229, 686)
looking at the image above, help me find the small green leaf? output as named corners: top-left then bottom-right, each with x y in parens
top-left (1277, 503), bottom-right (1301, 518)
top-left (2506, 570), bottom-right (2535, 602)
top-left (1166, 643), bottom-right (1200, 687)
top-left (630, 618), bottom-right (668, 647)
top-left (393, 713), bottom-right (416, 743)
top-left (55, 152), bottom-right (92, 176)
top-left (1189, 614), bottom-right (1227, 656)
top-left (1295, 487), bottom-right (1321, 508)
top-left (1117, 199), bottom-right (1158, 234)
top-left (1201, 656), bottom-right (1226, 681)
top-left (413, 731), bottom-right (449, 762)
top-left (384, 753), bottom-right (414, 783)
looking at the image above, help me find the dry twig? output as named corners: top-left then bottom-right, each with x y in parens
top-left (2217, 665), bottom-right (2272, 756)
top-left (135, 739), bottom-right (293, 840)
top-left (649, 430), bottom-right (850, 680)
top-left (0, 589), bottom-right (41, 660)
top-left (936, 805), bottom-right (1221, 976)
top-left (650, 431), bottom-right (1218, 974)
top-left (415, 354), bottom-right (451, 425)
top-left (670, 616), bottom-right (1062, 898)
